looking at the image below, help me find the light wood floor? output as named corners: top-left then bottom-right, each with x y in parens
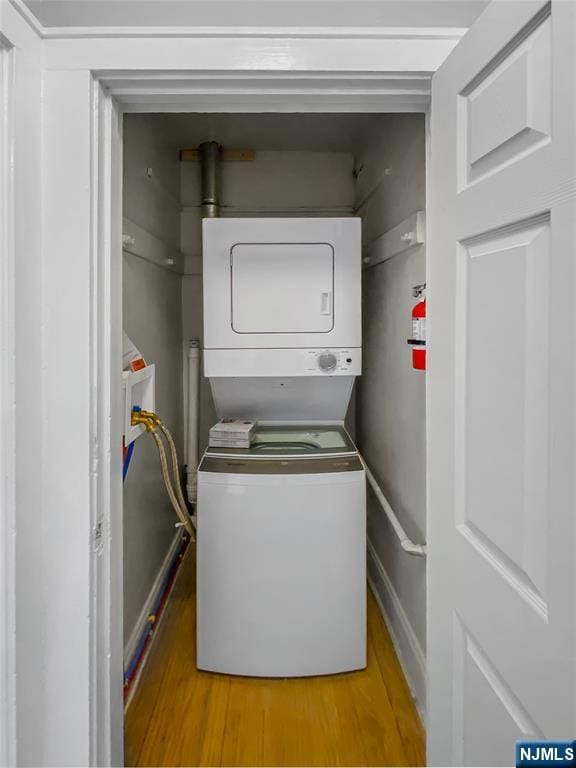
top-left (125, 547), bottom-right (425, 767)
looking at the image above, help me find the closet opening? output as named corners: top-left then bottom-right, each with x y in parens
top-left (120, 112), bottom-right (427, 767)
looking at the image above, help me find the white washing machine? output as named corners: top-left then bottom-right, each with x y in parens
top-left (197, 424), bottom-right (366, 677)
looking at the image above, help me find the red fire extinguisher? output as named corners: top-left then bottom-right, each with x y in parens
top-left (408, 285), bottom-right (426, 371)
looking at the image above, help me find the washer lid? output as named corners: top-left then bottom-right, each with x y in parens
top-left (205, 424), bottom-right (357, 459)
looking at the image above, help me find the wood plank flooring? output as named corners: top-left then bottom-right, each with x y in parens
top-left (125, 547), bottom-right (425, 767)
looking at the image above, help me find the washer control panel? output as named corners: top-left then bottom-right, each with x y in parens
top-left (304, 349), bottom-right (360, 374)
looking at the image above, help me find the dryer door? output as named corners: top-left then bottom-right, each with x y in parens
top-left (203, 217), bottom-right (361, 350)
top-left (231, 243), bottom-right (334, 334)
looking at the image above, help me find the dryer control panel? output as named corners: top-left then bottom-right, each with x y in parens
top-left (304, 349), bottom-right (357, 374)
top-left (204, 347), bottom-right (361, 377)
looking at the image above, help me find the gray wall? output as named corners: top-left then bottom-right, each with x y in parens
top-left (122, 116), bottom-right (183, 644)
top-left (355, 114), bottom-right (427, 710)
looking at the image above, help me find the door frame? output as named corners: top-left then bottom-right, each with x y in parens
top-left (0, 4), bottom-right (43, 763)
top-left (44, 59), bottom-right (438, 765)
top-left (0, 32), bottom-right (16, 768)
top-left (100, 71), bottom-right (432, 766)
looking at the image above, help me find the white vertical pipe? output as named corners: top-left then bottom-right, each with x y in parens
top-left (186, 339), bottom-right (201, 504)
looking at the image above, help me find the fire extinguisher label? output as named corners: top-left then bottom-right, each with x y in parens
top-left (412, 318), bottom-right (426, 341)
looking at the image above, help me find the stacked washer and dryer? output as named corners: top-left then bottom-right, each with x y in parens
top-left (197, 217), bottom-right (366, 677)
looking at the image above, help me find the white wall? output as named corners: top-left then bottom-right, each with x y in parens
top-left (0, 3), bottom-right (44, 764)
top-left (354, 114), bottom-right (427, 711)
top-left (122, 116), bottom-right (184, 644)
top-left (181, 148), bottom-right (356, 451)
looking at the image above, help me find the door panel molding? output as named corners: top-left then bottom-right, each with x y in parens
top-left (452, 613), bottom-right (544, 766)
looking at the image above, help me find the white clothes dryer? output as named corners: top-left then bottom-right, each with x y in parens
top-left (202, 217), bottom-right (362, 379)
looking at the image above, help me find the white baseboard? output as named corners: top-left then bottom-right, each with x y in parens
top-left (124, 530), bottom-right (184, 669)
top-left (367, 537), bottom-right (426, 720)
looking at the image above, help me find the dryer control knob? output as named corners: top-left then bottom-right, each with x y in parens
top-left (318, 352), bottom-right (338, 372)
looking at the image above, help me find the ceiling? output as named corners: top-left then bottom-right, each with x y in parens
top-left (126, 113), bottom-right (413, 154)
top-left (23, 0), bottom-right (489, 30)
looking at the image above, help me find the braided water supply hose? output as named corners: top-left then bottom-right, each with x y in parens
top-left (159, 422), bottom-right (190, 523)
top-left (131, 410), bottom-right (195, 539)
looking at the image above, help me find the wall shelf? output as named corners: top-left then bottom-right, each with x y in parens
top-left (362, 211), bottom-right (425, 269)
top-left (122, 217), bottom-right (184, 274)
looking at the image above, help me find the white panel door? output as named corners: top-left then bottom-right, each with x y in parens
top-left (428, 1), bottom-right (575, 765)
top-left (231, 243), bottom-right (334, 333)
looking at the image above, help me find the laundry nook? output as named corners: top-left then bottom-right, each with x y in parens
top-left (120, 114), bottom-right (428, 766)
